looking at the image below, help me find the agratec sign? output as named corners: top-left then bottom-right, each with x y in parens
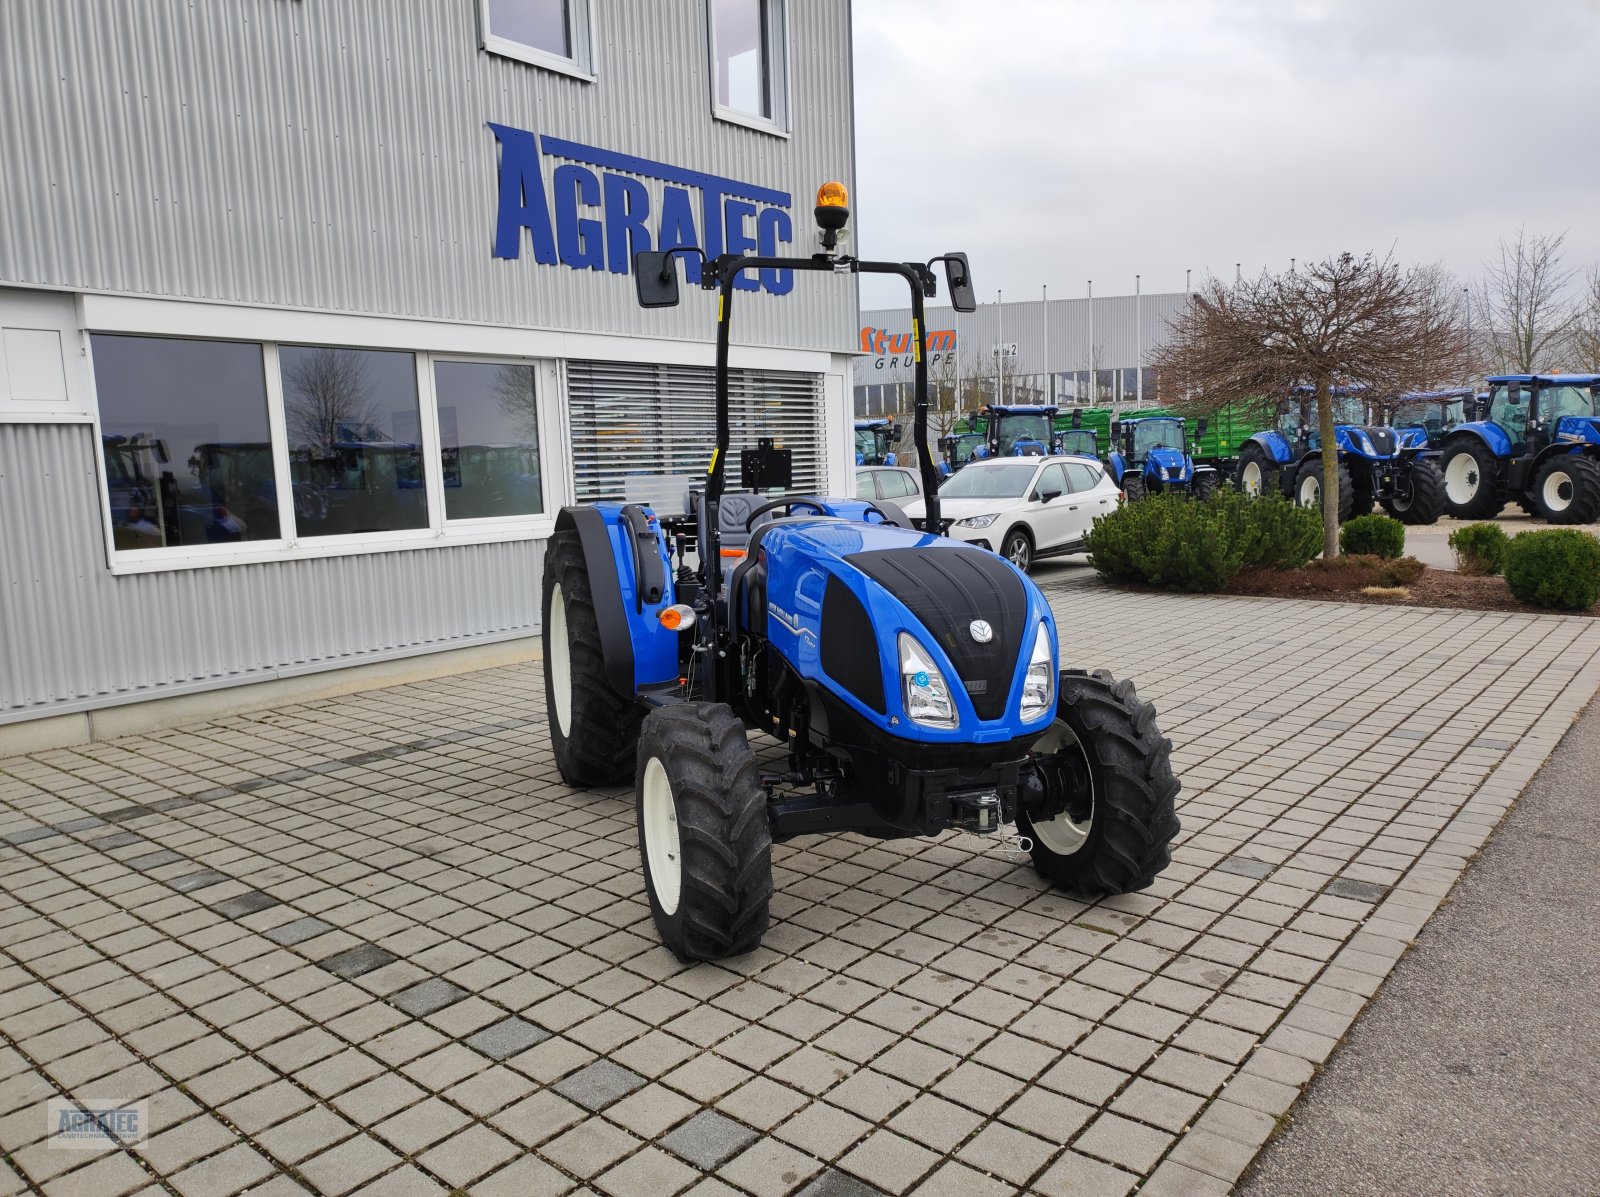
top-left (489, 122), bottom-right (796, 296)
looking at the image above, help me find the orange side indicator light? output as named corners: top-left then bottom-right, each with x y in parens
top-left (658, 604), bottom-right (697, 632)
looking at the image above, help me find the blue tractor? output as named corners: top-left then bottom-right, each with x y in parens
top-left (540, 184), bottom-right (1179, 962)
top-left (854, 418), bottom-right (901, 466)
top-left (973, 403), bottom-right (1062, 459)
top-left (1438, 374), bottom-right (1600, 524)
top-left (936, 429), bottom-right (984, 478)
top-left (1106, 415), bottom-right (1220, 501)
top-left (1385, 387), bottom-right (1473, 450)
top-left (1234, 389), bottom-right (1446, 524)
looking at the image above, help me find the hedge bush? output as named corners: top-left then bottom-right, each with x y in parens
top-left (1502, 529), bottom-right (1600, 610)
top-left (1448, 522), bottom-right (1509, 575)
top-left (1339, 514), bottom-right (1405, 559)
top-left (1086, 491), bottom-right (1321, 592)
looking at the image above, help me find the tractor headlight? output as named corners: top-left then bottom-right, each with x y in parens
top-left (955, 513), bottom-right (999, 529)
top-left (1019, 623), bottom-right (1055, 722)
top-left (899, 634), bottom-right (957, 729)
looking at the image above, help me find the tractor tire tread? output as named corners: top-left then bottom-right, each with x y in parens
top-left (1392, 458), bottom-right (1447, 525)
top-left (637, 703), bottom-right (772, 962)
top-left (1020, 669), bottom-right (1180, 898)
top-left (1535, 455), bottom-right (1600, 525)
top-left (1441, 439), bottom-right (1505, 520)
top-left (543, 529), bottom-right (642, 787)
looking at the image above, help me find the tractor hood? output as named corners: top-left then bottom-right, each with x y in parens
top-left (1553, 416), bottom-right (1600, 445)
top-left (753, 519), bottom-right (1058, 744)
top-left (1144, 447), bottom-right (1189, 476)
top-left (1337, 425), bottom-right (1402, 460)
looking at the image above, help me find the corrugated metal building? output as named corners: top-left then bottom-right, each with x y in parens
top-left (856, 292), bottom-right (1191, 413)
top-left (0, 0), bottom-right (860, 736)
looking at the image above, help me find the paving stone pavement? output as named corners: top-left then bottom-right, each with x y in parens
top-left (4, 580), bottom-right (1600, 1197)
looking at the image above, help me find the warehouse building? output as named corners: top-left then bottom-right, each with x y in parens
top-left (855, 290), bottom-right (1190, 416)
top-left (0, 0), bottom-right (859, 749)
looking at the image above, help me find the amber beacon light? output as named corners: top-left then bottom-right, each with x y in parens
top-left (814, 180), bottom-right (850, 248)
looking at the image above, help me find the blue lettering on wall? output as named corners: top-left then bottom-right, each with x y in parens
top-left (488, 122), bottom-right (795, 297)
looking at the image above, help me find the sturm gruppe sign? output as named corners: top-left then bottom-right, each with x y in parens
top-left (489, 122), bottom-right (796, 296)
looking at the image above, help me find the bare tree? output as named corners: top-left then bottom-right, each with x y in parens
top-left (1569, 267), bottom-right (1600, 370)
top-left (283, 347), bottom-right (378, 451)
top-left (493, 364), bottom-right (539, 441)
top-left (1153, 252), bottom-right (1472, 558)
top-left (1473, 228), bottom-right (1580, 373)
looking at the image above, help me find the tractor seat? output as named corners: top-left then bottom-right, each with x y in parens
top-left (713, 492), bottom-right (774, 552)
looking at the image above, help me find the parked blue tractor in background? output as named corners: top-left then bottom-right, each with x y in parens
top-left (1385, 387), bottom-right (1473, 451)
top-left (540, 183), bottom-right (1179, 962)
top-left (1439, 374), bottom-right (1600, 523)
top-left (973, 404), bottom-right (1062, 459)
top-left (936, 430), bottom-right (984, 478)
top-left (854, 418), bottom-right (901, 466)
top-left (1235, 389), bottom-right (1446, 524)
top-left (1106, 415), bottom-right (1220, 501)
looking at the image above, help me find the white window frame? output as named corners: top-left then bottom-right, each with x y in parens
top-left (479, 0), bottom-right (596, 81)
top-left (708, 0), bottom-right (791, 137)
top-left (85, 332), bottom-right (561, 576)
top-left (427, 353), bottom-right (559, 532)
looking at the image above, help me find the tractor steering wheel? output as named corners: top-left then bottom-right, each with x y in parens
top-left (742, 496), bottom-right (829, 530)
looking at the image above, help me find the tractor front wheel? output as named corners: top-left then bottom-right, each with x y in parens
top-left (1441, 440), bottom-right (1504, 520)
top-left (1017, 670), bottom-right (1181, 897)
top-left (543, 529), bottom-right (643, 787)
top-left (636, 703), bottom-right (772, 963)
top-left (1123, 473), bottom-right (1147, 502)
top-left (1195, 472), bottom-right (1221, 501)
top-left (1384, 459), bottom-right (1447, 525)
top-left (1533, 455), bottom-right (1600, 525)
top-left (1294, 458), bottom-right (1355, 523)
top-left (1236, 446), bottom-right (1279, 498)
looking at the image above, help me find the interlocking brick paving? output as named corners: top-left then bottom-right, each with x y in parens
top-left (3, 578), bottom-right (1599, 1196)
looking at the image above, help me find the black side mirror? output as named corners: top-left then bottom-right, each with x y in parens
top-left (889, 422), bottom-right (904, 442)
top-left (1508, 384), bottom-right (1523, 406)
top-left (943, 253), bottom-right (977, 313)
top-left (1195, 417), bottom-right (1208, 438)
top-left (1039, 489), bottom-right (1062, 503)
top-left (1110, 419), bottom-right (1121, 439)
top-left (1071, 409), bottom-right (1083, 430)
top-left (633, 251), bottom-right (681, 308)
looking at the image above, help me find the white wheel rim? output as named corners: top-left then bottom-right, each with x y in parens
top-left (641, 758), bottom-right (682, 916)
top-left (1029, 720), bottom-right (1093, 855)
top-left (1298, 474), bottom-right (1320, 508)
top-left (550, 582), bottom-right (573, 737)
top-left (1445, 453), bottom-right (1478, 504)
top-left (1242, 461), bottom-right (1261, 496)
top-left (1543, 470), bottom-right (1573, 512)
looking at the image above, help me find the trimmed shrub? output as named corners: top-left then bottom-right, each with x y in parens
top-left (1448, 522), bottom-right (1509, 575)
top-left (1340, 514), bottom-right (1406, 559)
top-left (1085, 490), bottom-right (1320, 592)
top-left (1502, 529), bottom-right (1600, 610)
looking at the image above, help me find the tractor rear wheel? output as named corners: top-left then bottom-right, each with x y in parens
top-left (1441, 439), bottom-right (1504, 520)
top-left (1294, 458), bottom-right (1355, 523)
top-left (1385, 459), bottom-right (1447, 525)
top-left (1018, 670), bottom-right (1180, 897)
top-left (1533, 455), bottom-right (1600, 525)
top-left (1236, 446), bottom-right (1279, 498)
top-left (542, 529), bottom-right (643, 787)
top-left (636, 703), bottom-right (772, 962)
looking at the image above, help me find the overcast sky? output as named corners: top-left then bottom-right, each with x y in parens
top-left (850, 0), bottom-right (1600, 310)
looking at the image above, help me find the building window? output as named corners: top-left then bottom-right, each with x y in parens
top-left (90, 335), bottom-right (280, 551)
top-left (710, 0), bottom-right (788, 132)
top-left (280, 346), bottom-right (428, 538)
top-left (434, 360), bottom-right (544, 521)
top-left (482, 0), bottom-right (594, 78)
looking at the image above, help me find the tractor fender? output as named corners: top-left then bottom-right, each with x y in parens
top-left (1442, 422), bottom-right (1512, 459)
top-left (554, 505), bottom-right (679, 697)
top-left (1528, 440), bottom-right (1600, 472)
top-left (1245, 430), bottom-right (1294, 464)
top-left (1107, 452), bottom-right (1127, 484)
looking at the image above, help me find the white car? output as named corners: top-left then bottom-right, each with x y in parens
top-left (854, 465), bottom-right (924, 502)
top-left (902, 456), bottom-right (1120, 572)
